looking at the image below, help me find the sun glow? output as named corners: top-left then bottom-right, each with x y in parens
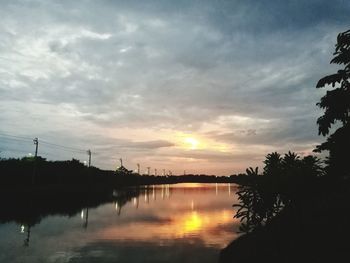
top-left (173, 132), bottom-right (230, 152)
top-left (184, 137), bottom-right (199, 149)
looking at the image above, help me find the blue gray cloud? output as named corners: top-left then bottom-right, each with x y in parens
top-left (0, 0), bottom-right (348, 174)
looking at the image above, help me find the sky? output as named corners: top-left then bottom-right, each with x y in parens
top-left (0, 0), bottom-right (349, 175)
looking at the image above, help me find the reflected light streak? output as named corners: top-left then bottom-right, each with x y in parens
top-left (165, 185), bottom-right (170, 198)
top-left (183, 211), bottom-right (202, 233)
top-left (172, 183), bottom-right (202, 188)
top-left (144, 190), bottom-right (149, 203)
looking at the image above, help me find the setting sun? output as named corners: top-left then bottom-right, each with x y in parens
top-left (184, 137), bottom-right (200, 149)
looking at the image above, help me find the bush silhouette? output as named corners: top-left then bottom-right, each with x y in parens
top-left (234, 152), bottom-right (322, 233)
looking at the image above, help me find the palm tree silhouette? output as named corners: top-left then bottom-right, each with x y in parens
top-left (263, 152), bottom-right (282, 176)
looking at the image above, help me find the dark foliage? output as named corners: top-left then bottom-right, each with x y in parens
top-left (0, 157), bottom-right (238, 190)
top-left (0, 157), bottom-right (115, 187)
top-left (233, 152), bottom-right (322, 233)
top-left (315, 29), bottom-right (350, 178)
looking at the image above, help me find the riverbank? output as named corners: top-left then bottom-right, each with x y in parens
top-left (219, 178), bottom-right (350, 263)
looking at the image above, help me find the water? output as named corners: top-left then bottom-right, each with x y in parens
top-left (0, 183), bottom-right (241, 263)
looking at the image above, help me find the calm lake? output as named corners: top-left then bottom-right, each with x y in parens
top-left (0, 183), bottom-right (240, 263)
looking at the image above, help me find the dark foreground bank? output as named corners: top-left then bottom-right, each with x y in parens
top-left (219, 178), bottom-right (350, 263)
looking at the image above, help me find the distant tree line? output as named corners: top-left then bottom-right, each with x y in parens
top-left (0, 156), bottom-right (238, 190)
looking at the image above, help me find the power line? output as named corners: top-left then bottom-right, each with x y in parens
top-left (0, 137), bottom-right (86, 154)
top-left (40, 140), bottom-right (86, 154)
top-left (0, 151), bottom-right (88, 169)
top-left (0, 133), bottom-right (33, 141)
top-left (1, 133), bottom-right (97, 167)
top-left (0, 136), bottom-right (33, 144)
top-left (0, 147), bottom-right (31, 155)
top-left (0, 133), bottom-right (87, 153)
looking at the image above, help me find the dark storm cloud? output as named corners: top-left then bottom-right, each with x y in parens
top-left (208, 113), bottom-right (320, 143)
top-left (95, 140), bottom-right (175, 151)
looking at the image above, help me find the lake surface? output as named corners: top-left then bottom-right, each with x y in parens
top-left (0, 183), bottom-right (240, 263)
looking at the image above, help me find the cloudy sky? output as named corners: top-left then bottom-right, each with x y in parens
top-left (0, 0), bottom-right (348, 175)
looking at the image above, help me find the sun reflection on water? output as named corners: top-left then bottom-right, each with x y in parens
top-left (96, 184), bottom-right (239, 248)
top-left (182, 211), bottom-right (203, 234)
top-left (3, 183), bottom-right (240, 263)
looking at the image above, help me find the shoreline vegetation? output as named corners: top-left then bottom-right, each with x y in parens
top-left (219, 153), bottom-right (350, 263)
top-left (0, 156), bottom-right (242, 194)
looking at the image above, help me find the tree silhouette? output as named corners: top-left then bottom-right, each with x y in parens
top-left (234, 152), bottom-right (322, 233)
top-left (281, 151), bottom-right (300, 171)
top-left (300, 155), bottom-right (323, 178)
top-left (263, 152), bottom-right (282, 177)
top-left (315, 29), bottom-right (350, 178)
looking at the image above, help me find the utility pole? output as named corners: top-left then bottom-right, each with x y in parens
top-left (23, 225), bottom-right (31, 247)
top-left (137, 163), bottom-right (140, 174)
top-left (32, 138), bottom-right (39, 186)
top-left (147, 167), bottom-right (150, 176)
top-left (87, 150), bottom-right (91, 167)
top-left (119, 158), bottom-right (123, 167)
top-left (33, 138), bottom-right (38, 158)
top-left (83, 208), bottom-right (89, 229)
top-left (86, 150), bottom-right (92, 186)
